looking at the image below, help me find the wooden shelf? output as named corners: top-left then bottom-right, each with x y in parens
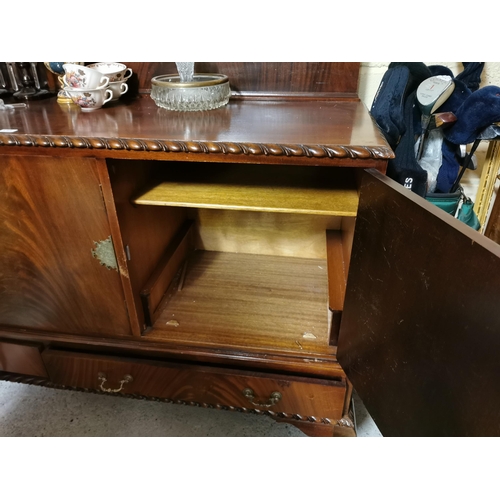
top-left (132, 164), bottom-right (359, 216)
top-left (145, 250), bottom-right (332, 355)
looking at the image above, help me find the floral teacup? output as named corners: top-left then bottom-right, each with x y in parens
top-left (64, 86), bottom-right (113, 111)
top-left (63, 63), bottom-right (109, 89)
top-left (87, 62), bottom-right (133, 83)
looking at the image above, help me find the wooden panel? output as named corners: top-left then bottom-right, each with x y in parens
top-left (42, 349), bottom-right (346, 420)
top-left (107, 160), bottom-right (188, 331)
top-left (122, 62), bottom-right (361, 96)
top-left (147, 250), bottom-right (332, 356)
top-left (485, 190), bottom-right (500, 244)
top-left (0, 340), bottom-right (48, 378)
top-left (338, 169), bottom-right (500, 437)
top-left (0, 325), bottom-right (346, 379)
top-left (133, 164), bottom-right (359, 216)
top-left (475, 141), bottom-right (500, 228)
top-left (326, 230), bottom-right (348, 311)
top-left (0, 98), bottom-right (392, 167)
top-left (96, 159), bottom-right (142, 336)
top-left (0, 155), bottom-right (131, 336)
top-left (340, 216), bottom-right (356, 275)
top-left (140, 220), bottom-right (195, 325)
top-left (194, 209), bottom-right (341, 259)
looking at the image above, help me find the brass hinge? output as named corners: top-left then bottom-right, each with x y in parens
top-left (91, 236), bottom-right (118, 271)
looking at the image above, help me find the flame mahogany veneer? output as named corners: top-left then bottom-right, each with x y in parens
top-left (0, 63), bottom-right (391, 437)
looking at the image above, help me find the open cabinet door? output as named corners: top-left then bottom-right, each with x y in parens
top-left (337, 169), bottom-right (500, 437)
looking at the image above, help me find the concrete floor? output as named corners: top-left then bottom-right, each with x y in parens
top-left (0, 380), bottom-right (382, 437)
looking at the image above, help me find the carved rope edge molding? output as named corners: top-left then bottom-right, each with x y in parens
top-left (0, 372), bottom-right (349, 427)
top-left (0, 134), bottom-right (394, 160)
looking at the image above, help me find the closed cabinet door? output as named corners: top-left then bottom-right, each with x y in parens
top-left (0, 155), bottom-right (131, 336)
top-left (338, 169), bottom-right (500, 437)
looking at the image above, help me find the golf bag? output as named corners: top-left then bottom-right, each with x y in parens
top-left (370, 62), bottom-right (483, 230)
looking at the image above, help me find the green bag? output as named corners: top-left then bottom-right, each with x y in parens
top-left (426, 187), bottom-right (481, 230)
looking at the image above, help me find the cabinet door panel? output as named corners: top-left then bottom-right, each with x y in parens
top-left (0, 155), bottom-right (131, 336)
top-left (338, 169), bottom-right (500, 436)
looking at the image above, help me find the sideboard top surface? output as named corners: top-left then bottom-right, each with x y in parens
top-left (0, 95), bottom-right (393, 162)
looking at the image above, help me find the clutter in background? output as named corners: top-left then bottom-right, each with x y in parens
top-left (370, 62), bottom-right (496, 230)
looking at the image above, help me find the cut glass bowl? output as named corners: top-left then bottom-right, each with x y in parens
top-left (150, 73), bottom-right (231, 111)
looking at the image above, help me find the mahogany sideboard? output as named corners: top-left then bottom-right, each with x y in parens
top-left (2, 62), bottom-right (500, 437)
top-left (0, 62), bottom-right (393, 436)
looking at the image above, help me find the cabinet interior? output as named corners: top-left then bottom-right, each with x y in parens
top-left (108, 159), bottom-right (358, 356)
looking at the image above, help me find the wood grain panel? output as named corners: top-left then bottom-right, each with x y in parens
top-left (148, 250), bottom-right (332, 355)
top-left (0, 340), bottom-right (48, 377)
top-left (107, 160), bottom-right (189, 331)
top-left (338, 169), bottom-right (500, 436)
top-left (133, 163), bottom-right (359, 216)
top-left (326, 230), bottom-right (347, 311)
top-left (141, 220), bottom-right (195, 325)
top-left (0, 98), bottom-right (392, 165)
top-left (485, 188), bottom-right (500, 244)
top-left (42, 349), bottom-right (346, 420)
top-left (0, 155), bottom-right (131, 336)
top-left (194, 209), bottom-right (341, 259)
top-left (122, 62), bottom-right (361, 96)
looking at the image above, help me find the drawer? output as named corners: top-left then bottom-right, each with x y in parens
top-left (42, 349), bottom-right (346, 421)
top-left (0, 340), bottom-right (48, 378)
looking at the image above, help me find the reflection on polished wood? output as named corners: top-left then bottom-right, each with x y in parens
top-left (0, 96), bottom-right (393, 163)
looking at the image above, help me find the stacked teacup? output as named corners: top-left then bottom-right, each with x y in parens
top-left (87, 63), bottom-right (132, 102)
top-left (62, 64), bottom-right (112, 112)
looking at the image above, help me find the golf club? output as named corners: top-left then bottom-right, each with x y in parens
top-left (450, 123), bottom-right (500, 192)
top-left (432, 111), bottom-right (457, 129)
top-left (416, 75), bottom-right (455, 160)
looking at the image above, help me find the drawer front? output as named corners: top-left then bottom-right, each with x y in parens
top-left (42, 350), bottom-right (346, 421)
top-left (0, 340), bottom-right (48, 378)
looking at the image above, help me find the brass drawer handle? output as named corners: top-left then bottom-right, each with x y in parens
top-left (242, 388), bottom-right (282, 408)
top-left (97, 372), bottom-right (133, 393)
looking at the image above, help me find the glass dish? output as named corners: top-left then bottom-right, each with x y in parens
top-left (150, 73), bottom-right (231, 112)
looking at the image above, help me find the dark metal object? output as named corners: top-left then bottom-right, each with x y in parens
top-left (0, 64), bottom-right (11, 96)
top-left (9, 62), bottom-right (51, 101)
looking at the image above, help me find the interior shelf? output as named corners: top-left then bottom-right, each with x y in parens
top-left (132, 163), bottom-right (359, 216)
top-left (144, 249), bottom-right (333, 355)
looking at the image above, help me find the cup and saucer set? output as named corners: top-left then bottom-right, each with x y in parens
top-left (61, 63), bottom-right (132, 111)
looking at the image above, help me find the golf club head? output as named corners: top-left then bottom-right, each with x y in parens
top-left (416, 76), bottom-right (456, 161)
top-left (429, 112), bottom-right (458, 130)
top-left (417, 75), bottom-right (455, 115)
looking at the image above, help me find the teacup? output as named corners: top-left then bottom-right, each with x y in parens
top-left (87, 62), bottom-right (133, 83)
top-left (64, 86), bottom-right (113, 112)
top-left (108, 81), bottom-right (128, 101)
top-left (63, 63), bottom-right (109, 89)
